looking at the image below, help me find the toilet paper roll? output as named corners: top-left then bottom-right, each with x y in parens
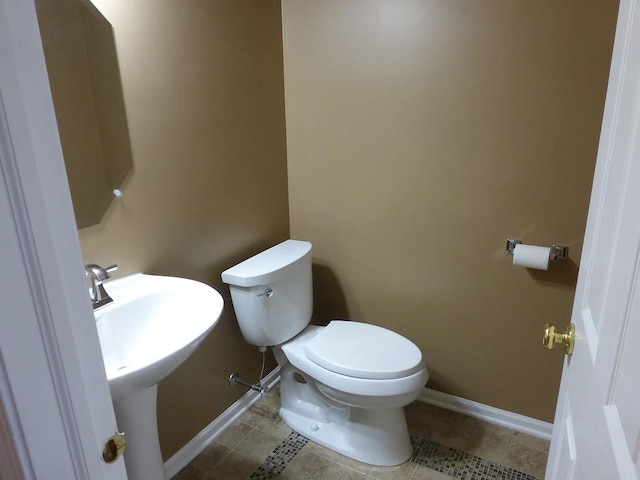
top-left (512, 244), bottom-right (550, 270)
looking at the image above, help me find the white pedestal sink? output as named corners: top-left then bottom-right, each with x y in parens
top-left (94, 273), bottom-right (223, 480)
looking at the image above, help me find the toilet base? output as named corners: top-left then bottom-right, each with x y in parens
top-left (273, 341), bottom-right (422, 466)
top-left (279, 404), bottom-right (413, 466)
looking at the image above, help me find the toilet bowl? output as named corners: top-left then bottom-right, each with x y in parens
top-left (275, 323), bottom-right (428, 465)
top-left (221, 240), bottom-right (428, 466)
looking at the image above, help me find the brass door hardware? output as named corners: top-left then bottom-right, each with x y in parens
top-left (543, 323), bottom-right (575, 355)
top-left (102, 432), bottom-right (126, 463)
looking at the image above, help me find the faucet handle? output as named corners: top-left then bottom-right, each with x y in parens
top-left (105, 264), bottom-right (118, 275)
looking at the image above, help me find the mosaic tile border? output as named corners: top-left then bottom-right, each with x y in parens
top-left (249, 432), bottom-right (309, 480)
top-left (248, 431), bottom-right (541, 480)
top-left (410, 435), bottom-right (539, 480)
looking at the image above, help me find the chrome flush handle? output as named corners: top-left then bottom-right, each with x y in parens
top-left (257, 288), bottom-right (273, 298)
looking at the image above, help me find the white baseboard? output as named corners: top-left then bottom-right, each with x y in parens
top-left (417, 388), bottom-right (553, 440)
top-left (164, 367), bottom-right (281, 479)
top-left (165, 374), bottom-right (552, 478)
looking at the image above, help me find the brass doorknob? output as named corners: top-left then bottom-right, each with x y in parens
top-left (102, 432), bottom-right (127, 463)
top-left (543, 323), bottom-right (575, 355)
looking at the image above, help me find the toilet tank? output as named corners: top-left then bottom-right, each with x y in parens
top-left (221, 240), bottom-right (312, 346)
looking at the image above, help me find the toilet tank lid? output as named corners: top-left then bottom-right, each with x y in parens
top-left (221, 239), bottom-right (312, 287)
top-left (303, 321), bottom-right (424, 380)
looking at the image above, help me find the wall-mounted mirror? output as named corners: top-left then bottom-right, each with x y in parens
top-left (36, 0), bottom-right (132, 229)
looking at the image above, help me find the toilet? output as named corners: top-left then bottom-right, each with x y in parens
top-left (221, 239), bottom-right (428, 466)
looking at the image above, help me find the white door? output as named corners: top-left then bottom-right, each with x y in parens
top-left (546, 1), bottom-right (640, 478)
top-left (0, 0), bottom-right (127, 478)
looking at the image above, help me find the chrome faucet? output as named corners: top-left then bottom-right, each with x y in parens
top-left (85, 263), bottom-right (117, 309)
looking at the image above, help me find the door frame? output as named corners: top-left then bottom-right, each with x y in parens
top-left (0, 0), bottom-right (126, 478)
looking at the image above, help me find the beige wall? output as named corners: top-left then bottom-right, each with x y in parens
top-left (283, 0), bottom-right (618, 421)
top-left (79, 1), bottom-right (288, 458)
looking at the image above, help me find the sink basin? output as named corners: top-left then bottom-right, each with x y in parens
top-left (95, 273), bottom-right (223, 401)
top-left (94, 273), bottom-right (223, 480)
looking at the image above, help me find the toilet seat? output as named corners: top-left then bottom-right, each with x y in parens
top-left (303, 321), bottom-right (423, 380)
top-left (280, 324), bottom-right (428, 398)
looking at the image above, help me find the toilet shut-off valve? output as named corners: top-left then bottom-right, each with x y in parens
top-left (228, 372), bottom-right (270, 396)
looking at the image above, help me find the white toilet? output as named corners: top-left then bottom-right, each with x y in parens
top-left (221, 239), bottom-right (428, 466)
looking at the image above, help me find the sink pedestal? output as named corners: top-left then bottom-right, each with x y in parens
top-left (113, 385), bottom-right (167, 480)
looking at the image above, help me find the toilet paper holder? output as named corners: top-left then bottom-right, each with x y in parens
top-left (506, 239), bottom-right (569, 261)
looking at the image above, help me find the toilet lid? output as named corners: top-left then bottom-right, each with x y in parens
top-left (302, 321), bottom-right (423, 380)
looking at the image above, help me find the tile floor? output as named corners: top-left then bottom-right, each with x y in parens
top-left (172, 386), bottom-right (549, 480)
